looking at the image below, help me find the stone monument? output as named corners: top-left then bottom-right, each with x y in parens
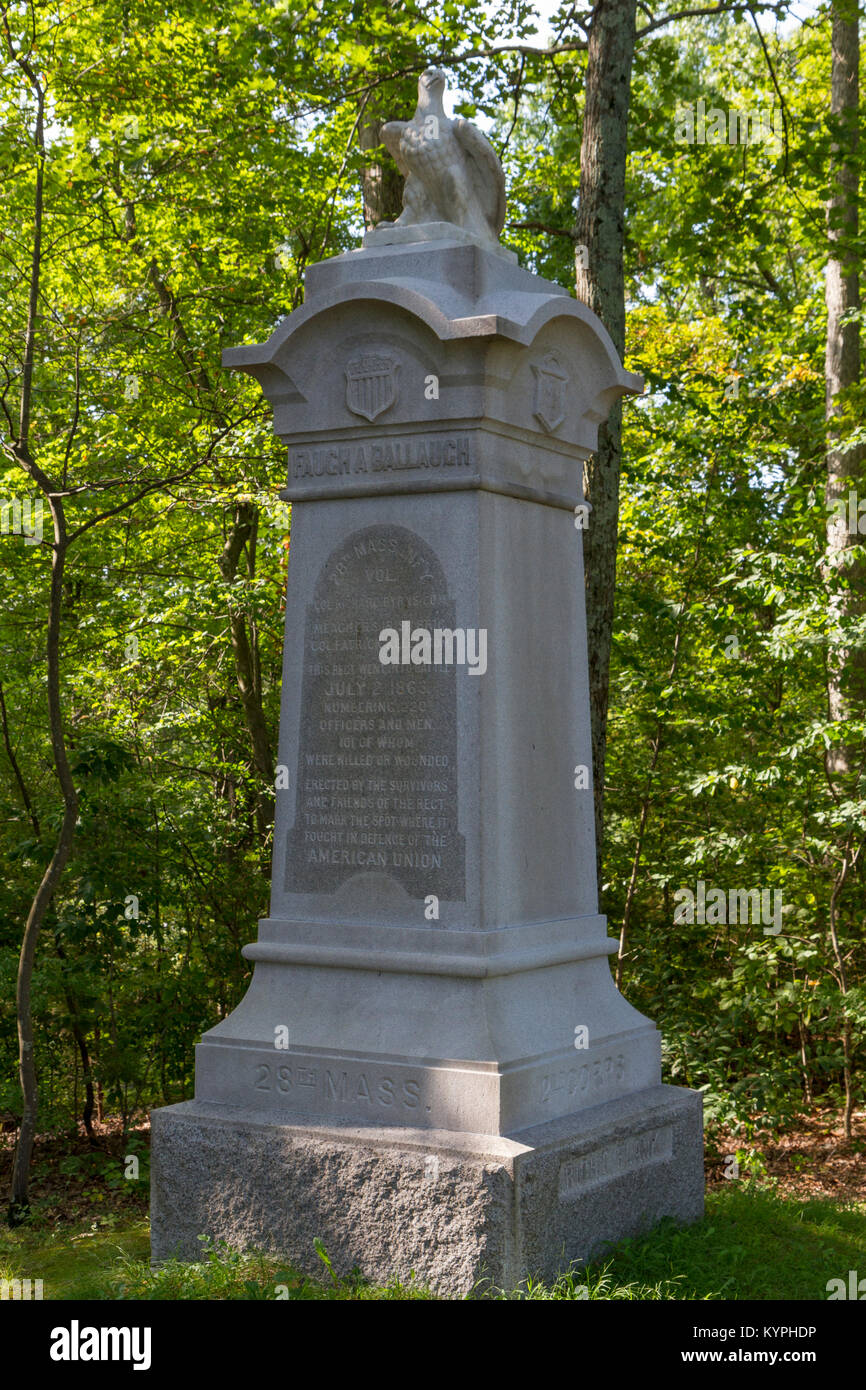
top-left (150, 69), bottom-right (704, 1297)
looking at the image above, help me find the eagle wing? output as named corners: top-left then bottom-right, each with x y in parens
top-left (452, 118), bottom-right (506, 235)
top-left (381, 120), bottom-right (411, 179)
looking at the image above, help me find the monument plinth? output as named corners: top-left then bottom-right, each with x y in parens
top-left (150, 73), bottom-right (704, 1296)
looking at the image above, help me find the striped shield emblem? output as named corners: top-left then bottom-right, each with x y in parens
top-left (345, 354), bottom-right (399, 422)
top-left (532, 352), bottom-right (568, 433)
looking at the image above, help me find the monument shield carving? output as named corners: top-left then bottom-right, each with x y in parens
top-left (345, 354), bottom-right (399, 421)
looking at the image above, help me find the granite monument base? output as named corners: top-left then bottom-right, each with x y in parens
top-left (150, 1084), bottom-right (703, 1298)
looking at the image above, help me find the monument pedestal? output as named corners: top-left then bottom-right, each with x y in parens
top-left (150, 230), bottom-right (704, 1294)
top-left (151, 1085), bottom-right (702, 1297)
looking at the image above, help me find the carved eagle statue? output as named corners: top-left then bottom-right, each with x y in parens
top-left (379, 68), bottom-right (506, 246)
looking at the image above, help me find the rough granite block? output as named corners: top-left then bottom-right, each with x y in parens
top-left (151, 1085), bottom-right (703, 1298)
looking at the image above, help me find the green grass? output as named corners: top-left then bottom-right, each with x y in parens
top-left (1, 1184), bottom-right (864, 1300)
top-left (0, 1217), bottom-right (151, 1300)
top-left (503, 1185), bottom-right (866, 1300)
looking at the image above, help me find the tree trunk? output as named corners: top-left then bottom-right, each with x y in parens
top-left (823, 0), bottom-right (861, 1147)
top-left (218, 500), bottom-right (275, 831)
top-left (94, 1022), bottom-right (105, 1124)
top-left (574, 0), bottom-right (637, 873)
top-left (0, 681), bottom-right (40, 837)
top-left (76, 1027), bottom-right (97, 1145)
top-left (828, 854), bottom-right (855, 1141)
top-left (8, 499), bottom-right (79, 1221)
top-left (3, 42), bottom-right (81, 1224)
top-left (54, 935), bottom-right (97, 1144)
top-left (360, 114), bottom-right (404, 229)
top-left (797, 1014), bottom-right (813, 1107)
top-left (824, 0), bottom-right (864, 779)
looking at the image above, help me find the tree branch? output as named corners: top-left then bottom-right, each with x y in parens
top-left (636, 3), bottom-right (753, 38)
top-left (748, 4), bottom-right (791, 176)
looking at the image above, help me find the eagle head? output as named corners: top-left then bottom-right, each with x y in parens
top-left (419, 66), bottom-right (448, 95)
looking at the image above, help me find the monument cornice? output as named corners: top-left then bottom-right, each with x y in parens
top-left (223, 264), bottom-right (642, 400)
top-left (222, 243), bottom-right (643, 463)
